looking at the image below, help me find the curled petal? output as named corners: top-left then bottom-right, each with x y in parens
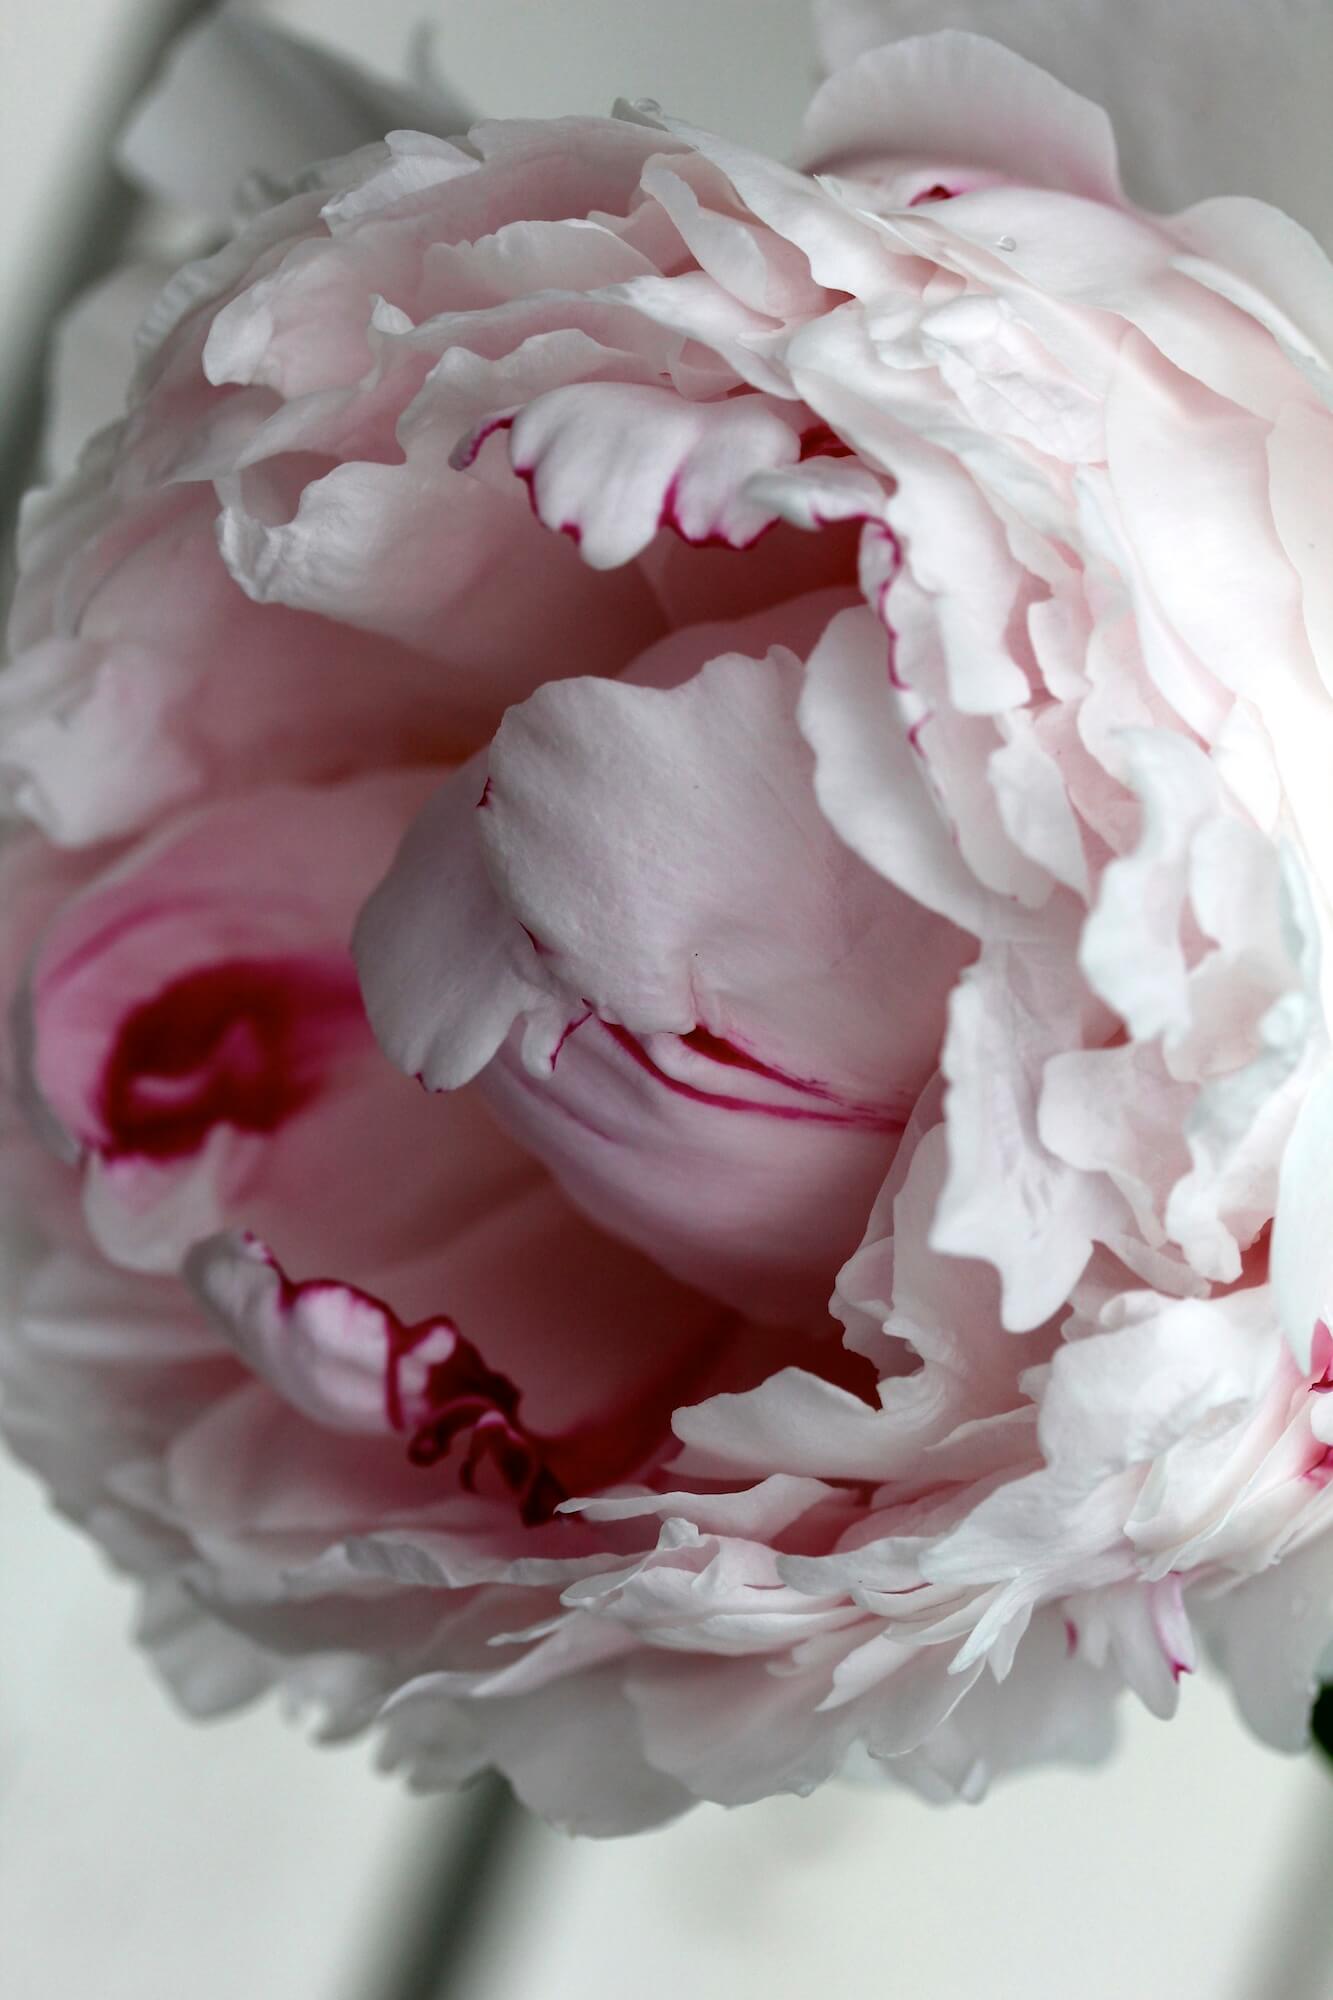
top-left (814, 2), bottom-right (1333, 247)
top-left (798, 31), bottom-right (1122, 204)
top-left (502, 383), bottom-right (804, 568)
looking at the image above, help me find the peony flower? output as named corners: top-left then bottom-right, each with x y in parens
top-left (5, 3), bottom-right (1333, 1831)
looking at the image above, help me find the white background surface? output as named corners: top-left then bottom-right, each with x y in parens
top-left (3, 6), bottom-right (1333, 1997)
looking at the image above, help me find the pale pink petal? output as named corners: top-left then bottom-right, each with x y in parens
top-left (626, 1647), bottom-right (865, 1807)
top-left (1206, 1530), bottom-right (1333, 1751)
top-left (798, 605), bottom-right (995, 934)
top-left (1268, 402), bottom-right (1333, 698)
top-left (797, 31), bottom-right (1122, 205)
top-left (480, 639), bottom-right (964, 1087)
top-left (354, 759), bottom-right (558, 1092)
top-left (384, 1664), bottom-right (692, 1835)
top-left (215, 450), bottom-right (664, 711)
top-left (1274, 1068), bottom-right (1333, 1371)
top-left (814, 2), bottom-right (1333, 246)
top-left (934, 922), bottom-right (1127, 1332)
top-left (478, 1017), bottom-right (904, 1323)
top-left (503, 383), bottom-right (804, 569)
top-left (1, 492), bottom-right (501, 844)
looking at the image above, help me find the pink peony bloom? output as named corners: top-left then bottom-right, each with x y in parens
top-left (5, 6), bottom-right (1333, 1830)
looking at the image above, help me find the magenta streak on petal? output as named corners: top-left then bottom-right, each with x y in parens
top-left (658, 471), bottom-right (778, 554)
top-left (1064, 1618), bottom-right (1078, 1658)
top-left (906, 712), bottom-right (933, 758)
top-left (98, 956), bottom-right (364, 1161)
top-left (1149, 1576), bottom-right (1193, 1682)
top-left (679, 1024), bottom-right (858, 1110)
top-left (1311, 1319), bottom-right (1333, 1386)
top-left (389, 1321), bottom-right (565, 1519)
top-left (476, 776), bottom-right (493, 809)
top-left (909, 183), bottom-right (957, 207)
top-left (450, 411), bottom-right (515, 472)
top-left (868, 527), bottom-right (907, 688)
top-left (257, 1246), bottom-right (732, 1523)
top-left (512, 462), bottom-right (584, 547)
top-left (259, 1246), bottom-right (565, 1524)
top-left (1301, 1325), bottom-right (1333, 1482)
top-left (550, 1007), bottom-right (593, 1072)
top-left (511, 455), bottom-right (778, 557)
top-left (1307, 1449), bottom-right (1333, 1489)
top-left (603, 1022), bottom-right (908, 1132)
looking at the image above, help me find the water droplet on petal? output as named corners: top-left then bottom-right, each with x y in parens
top-left (633, 96), bottom-right (662, 116)
top-left (996, 235), bottom-right (1017, 252)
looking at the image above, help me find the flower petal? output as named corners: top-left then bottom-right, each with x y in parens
top-left (797, 31), bottom-right (1122, 205)
top-left (504, 382), bottom-right (804, 568)
top-left (814, 2), bottom-right (1333, 246)
top-left (798, 605), bottom-right (996, 935)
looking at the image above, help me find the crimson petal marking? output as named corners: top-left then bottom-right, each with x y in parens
top-left (189, 1233), bottom-right (733, 1526)
top-left (604, 1023), bottom-right (909, 1132)
top-left (503, 382), bottom-right (803, 569)
top-left (384, 1312), bottom-right (565, 1525)
top-left (97, 956), bottom-right (365, 1161)
top-left (192, 1234), bottom-right (568, 1524)
top-left (267, 1252), bottom-right (566, 1524)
